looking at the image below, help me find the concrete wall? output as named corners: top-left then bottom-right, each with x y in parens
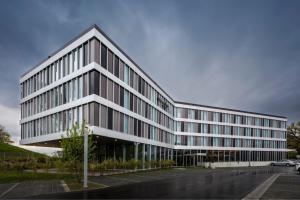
top-left (200, 161), bottom-right (271, 168)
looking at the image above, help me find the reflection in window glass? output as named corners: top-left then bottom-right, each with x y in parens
top-left (101, 74), bottom-right (107, 98)
top-left (101, 44), bottom-right (107, 68)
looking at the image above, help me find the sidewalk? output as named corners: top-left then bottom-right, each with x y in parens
top-left (262, 173), bottom-right (300, 199)
top-left (25, 167), bottom-right (166, 176)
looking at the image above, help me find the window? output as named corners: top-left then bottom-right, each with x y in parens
top-left (67, 83), bottom-right (71, 103)
top-left (119, 113), bottom-right (124, 132)
top-left (78, 76), bottom-right (83, 98)
top-left (89, 103), bottom-right (99, 126)
top-left (114, 55), bottom-right (119, 77)
top-left (130, 68), bottom-right (134, 87)
top-left (124, 64), bottom-right (129, 85)
top-left (124, 114), bottom-right (129, 134)
top-left (107, 107), bottom-right (113, 130)
top-left (93, 39), bottom-right (100, 64)
top-left (108, 49), bottom-right (113, 73)
top-left (68, 53), bottom-right (73, 73)
top-left (72, 79), bottom-right (77, 100)
top-left (73, 49), bottom-right (78, 70)
top-left (107, 79), bottom-right (113, 101)
top-left (78, 106), bottom-right (83, 123)
top-left (124, 89), bottom-right (129, 109)
top-left (114, 83), bottom-right (119, 104)
top-left (83, 73), bottom-right (88, 97)
top-left (101, 43), bottom-right (107, 68)
top-left (201, 111), bottom-right (208, 121)
top-left (119, 60), bottom-right (124, 81)
top-left (79, 46), bottom-right (83, 68)
top-left (101, 105), bottom-right (107, 128)
top-left (83, 42), bottom-right (89, 66)
top-left (120, 86), bottom-right (124, 107)
top-left (213, 112), bottom-right (220, 122)
top-left (129, 93), bottom-right (133, 111)
top-left (89, 70), bottom-right (99, 95)
top-left (83, 104), bottom-right (89, 124)
top-left (113, 110), bottom-right (119, 131)
top-left (55, 62), bottom-right (58, 81)
top-left (101, 74), bottom-right (107, 98)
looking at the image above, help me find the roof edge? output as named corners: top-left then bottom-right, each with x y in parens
top-left (175, 101), bottom-right (287, 119)
top-left (21, 24), bottom-right (98, 78)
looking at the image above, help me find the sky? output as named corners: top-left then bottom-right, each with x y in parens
top-left (0, 0), bottom-right (299, 154)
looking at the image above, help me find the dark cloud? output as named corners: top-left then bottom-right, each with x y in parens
top-left (0, 0), bottom-right (299, 140)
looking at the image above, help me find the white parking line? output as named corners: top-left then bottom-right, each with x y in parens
top-left (130, 174), bottom-right (162, 180)
top-left (107, 176), bottom-right (140, 183)
top-left (242, 173), bottom-right (280, 200)
top-left (60, 180), bottom-right (70, 192)
top-left (0, 183), bottom-right (20, 198)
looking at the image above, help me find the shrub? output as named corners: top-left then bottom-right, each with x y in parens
top-left (55, 160), bottom-right (67, 173)
top-left (144, 161), bottom-right (151, 169)
top-left (89, 162), bottom-right (97, 171)
top-left (126, 159), bottom-right (138, 170)
top-left (37, 156), bottom-right (46, 163)
top-left (116, 160), bottom-right (127, 169)
top-left (24, 158), bottom-right (37, 172)
top-left (102, 159), bottom-right (115, 170)
top-left (150, 160), bottom-right (158, 168)
top-left (161, 160), bottom-right (175, 169)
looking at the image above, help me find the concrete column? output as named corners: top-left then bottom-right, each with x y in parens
top-left (159, 147), bottom-right (162, 161)
top-left (113, 142), bottom-right (116, 161)
top-left (182, 150), bottom-right (185, 166)
top-left (134, 143), bottom-right (138, 161)
top-left (234, 151), bottom-right (236, 162)
top-left (154, 146), bottom-right (157, 161)
top-left (160, 147), bottom-right (162, 168)
top-left (149, 145), bottom-right (152, 161)
top-left (142, 144), bottom-right (145, 169)
top-left (175, 150), bottom-right (178, 166)
top-left (104, 144), bottom-right (107, 160)
top-left (248, 151), bottom-right (250, 161)
top-left (122, 144), bottom-right (126, 162)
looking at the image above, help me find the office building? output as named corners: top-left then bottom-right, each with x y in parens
top-left (20, 25), bottom-right (287, 167)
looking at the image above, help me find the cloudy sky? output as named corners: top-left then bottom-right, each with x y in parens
top-left (0, 0), bottom-right (299, 154)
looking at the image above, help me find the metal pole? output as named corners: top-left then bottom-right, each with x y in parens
top-left (83, 130), bottom-right (88, 189)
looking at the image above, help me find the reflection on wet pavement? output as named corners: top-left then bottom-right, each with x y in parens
top-left (32, 166), bottom-right (296, 199)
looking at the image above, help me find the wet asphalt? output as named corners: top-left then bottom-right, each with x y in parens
top-left (30, 166), bottom-right (296, 199)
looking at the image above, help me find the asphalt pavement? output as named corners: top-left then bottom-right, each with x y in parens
top-left (30, 166), bottom-right (296, 199)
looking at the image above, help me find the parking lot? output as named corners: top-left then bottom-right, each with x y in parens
top-left (30, 166), bottom-right (299, 199)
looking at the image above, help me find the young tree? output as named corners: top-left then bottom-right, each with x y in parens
top-left (61, 121), bottom-right (95, 183)
top-left (0, 125), bottom-right (13, 143)
top-left (287, 121), bottom-right (300, 155)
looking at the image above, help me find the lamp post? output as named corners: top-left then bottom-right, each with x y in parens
top-left (83, 129), bottom-right (88, 189)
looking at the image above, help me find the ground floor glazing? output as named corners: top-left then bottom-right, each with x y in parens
top-left (91, 136), bottom-right (286, 167)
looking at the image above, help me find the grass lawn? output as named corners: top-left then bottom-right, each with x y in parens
top-left (0, 171), bottom-right (107, 191)
top-left (0, 143), bottom-right (47, 160)
top-left (64, 179), bottom-right (107, 191)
